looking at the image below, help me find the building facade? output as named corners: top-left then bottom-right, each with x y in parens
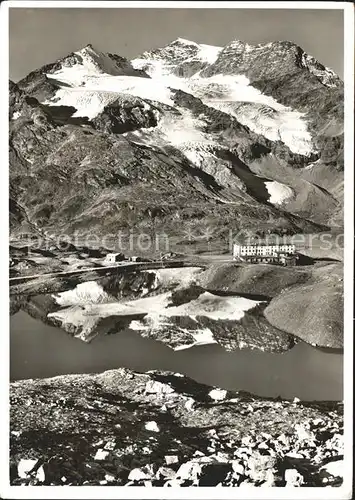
top-left (233, 244), bottom-right (297, 266)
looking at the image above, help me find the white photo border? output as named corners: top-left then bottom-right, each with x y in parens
top-left (1, 2), bottom-right (353, 499)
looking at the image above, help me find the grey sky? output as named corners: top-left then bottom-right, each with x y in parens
top-left (9, 7), bottom-right (344, 82)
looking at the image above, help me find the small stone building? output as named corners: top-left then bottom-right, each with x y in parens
top-left (104, 252), bottom-right (125, 264)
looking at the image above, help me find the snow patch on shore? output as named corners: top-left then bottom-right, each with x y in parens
top-left (52, 281), bottom-right (113, 306)
top-left (48, 285), bottom-right (261, 345)
top-left (174, 328), bottom-right (218, 350)
top-left (165, 292), bottom-right (260, 321)
top-left (51, 291), bottom-right (259, 325)
top-left (127, 291), bottom-right (261, 348)
top-left (153, 266), bottom-right (203, 289)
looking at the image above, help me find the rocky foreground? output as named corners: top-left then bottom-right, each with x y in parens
top-left (11, 368), bottom-right (343, 487)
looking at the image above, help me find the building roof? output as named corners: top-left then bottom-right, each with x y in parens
top-left (234, 244), bottom-right (295, 249)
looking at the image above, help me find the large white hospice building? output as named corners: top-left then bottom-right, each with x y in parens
top-left (233, 243), bottom-right (298, 265)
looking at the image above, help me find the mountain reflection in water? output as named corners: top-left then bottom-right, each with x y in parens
top-left (10, 311), bottom-right (343, 401)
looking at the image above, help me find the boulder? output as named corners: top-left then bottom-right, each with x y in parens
top-left (284, 468), bottom-right (304, 486)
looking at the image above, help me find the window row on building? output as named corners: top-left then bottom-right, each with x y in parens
top-left (233, 244), bottom-right (296, 257)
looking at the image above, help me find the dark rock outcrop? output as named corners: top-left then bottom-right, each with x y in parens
top-left (92, 96), bottom-right (159, 135)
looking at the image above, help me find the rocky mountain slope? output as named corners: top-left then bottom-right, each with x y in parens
top-left (9, 38), bottom-right (343, 240)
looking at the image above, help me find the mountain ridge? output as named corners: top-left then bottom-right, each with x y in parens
top-left (9, 38), bottom-right (344, 243)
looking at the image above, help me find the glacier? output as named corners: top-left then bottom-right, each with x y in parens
top-left (43, 42), bottom-right (316, 156)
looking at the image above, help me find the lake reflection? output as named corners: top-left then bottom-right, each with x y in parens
top-left (10, 311), bottom-right (343, 401)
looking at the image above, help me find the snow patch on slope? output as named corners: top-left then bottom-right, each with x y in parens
top-left (181, 144), bottom-right (216, 167)
top-left (198, 44), bottom-right (223, 64)
top-left (187, 75), bottom-right (314, 156)
top-left (174, 38), bottom-right (199, 46)
top-left (124, 108), bottom-right (212, 151)
top-left (48, 45), bottom-right (143, 86)
top-left (301, 52), bottom-right (341, 88)
top-left (265, 181), bottom-right (294, 205)
top-left (75, 45), bottom-right (123, 75)
top-left (161, 112), bottom-right (210, 145)
top-left (321, 460), bottom-right (343, 478)
top-left (80, 75), bottom-right (174, 104)
top-left (130, 58), bottom-right (172, 79)
top-left (44, 88), bottom-right (123, 119)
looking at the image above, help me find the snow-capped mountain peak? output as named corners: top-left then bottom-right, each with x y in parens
top-left (57, 44), bottom-right (146, 80)
top-left (72, 44), bottom-right (120, 75)
top-left (171, 37), bottom-right (200, 46)
top-left (43, 44), bottom-right (149, 91)
top-left (16, 37), bottom-right (342, 160)
top-left (201, 39), bottom-right (342, 89)
top-left (133, 38), bottom-right (223, 75)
